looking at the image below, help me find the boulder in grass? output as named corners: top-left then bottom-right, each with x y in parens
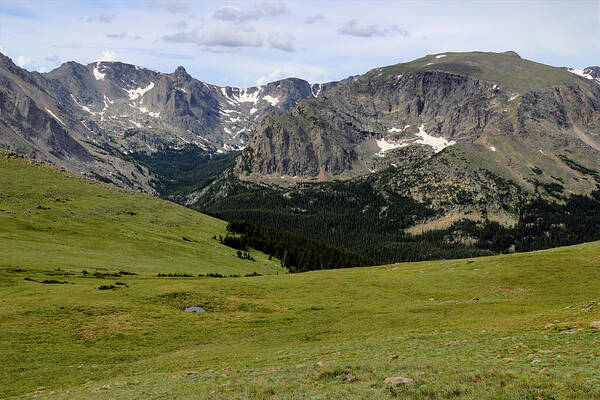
top-left (590, 321), bottom-right (600, 329)
top-left (184, 306), bottom-right (206, 313)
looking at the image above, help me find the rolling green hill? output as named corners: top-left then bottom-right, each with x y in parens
top-left (0, 150), bottom-right (283, 276)
top-left (0, 157), bottom-right (598, 398)
top-left (378, 51), bottom-right (579, 93)
top-left (1, 239), bottom-right (599, 398)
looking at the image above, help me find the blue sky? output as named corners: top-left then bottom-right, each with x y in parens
top-left (1, 0), bottom-right (598, 87)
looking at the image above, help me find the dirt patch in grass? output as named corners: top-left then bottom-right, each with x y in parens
top-left (80, 313), bottom-right (134, 342)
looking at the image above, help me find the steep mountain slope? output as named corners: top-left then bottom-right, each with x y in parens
top-left (0, 150), bottom-right (283, 275)
top-left (48, 61), bottom-right (345, 154)
top-left (0, 51), bottom-right (344, 191)
top-left (188, 52), bottom-right (600, 262)
top-left (235, 52), bottom-right (600, 196)
top-left (0, 54), bottom-right (154, 191)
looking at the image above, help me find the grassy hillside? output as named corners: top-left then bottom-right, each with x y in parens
top-left (0, 151), bottom-right (283, 275)
top-left (378, 51), bottom-right (581, 93)
top-left (1, 240), bottom-right (599, 399)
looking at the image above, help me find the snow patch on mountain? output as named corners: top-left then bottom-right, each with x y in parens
top-left (100, 95), bottom-right (113, 121)
top-left (125, 82), bottom-right (155, 100)
top-left (263, 95), bottom-right (279, 106)
top-left (415, 124), bottom-right (456, 153)
top-left (80, 121), bottom-right (96, 139)
top-left (45, 108), bottom-right (65, 126)
top-left (93, 62), bottom-right (105, 80)
top-left (387, 125), bottom-right (411, 133)
top-left (70, 94), bottom-right (95, 115)
top-left (568, 68), bottom-right (593, 80)
top-left (376, 137), bottom-right (407, 156)
top-left (136, 105), bottom-right (159, 118)
top-left (233, 88), bottom-right (262, 104)
top-left (311, 83), bottom-right (323, 97)
top-left (568, 67), bottom-right (600, 85)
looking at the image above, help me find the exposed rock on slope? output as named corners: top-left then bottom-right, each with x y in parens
top-left (234, 52), bottom-right (600, 208)
top-left (0, 51), bottom-right (344, 190)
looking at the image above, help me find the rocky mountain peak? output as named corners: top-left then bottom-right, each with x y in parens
top-left (565, 65), bottom-right (600, 85)
top-left (502, 50), bottom-right (521, 58)
top-left (583, 66), bottom-right (600, 80)
top-left (174, 66), bottom-right (188, 79)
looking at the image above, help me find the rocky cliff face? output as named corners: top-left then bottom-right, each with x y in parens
top-left (235, 52), bottom-right (600, 208)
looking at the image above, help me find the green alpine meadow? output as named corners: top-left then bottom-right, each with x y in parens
top-left (1, 1), bottom-right (599, 398)
top-left (1, 149), bottom-right (600, 399)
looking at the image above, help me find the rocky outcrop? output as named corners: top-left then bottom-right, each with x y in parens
top-left (237, 70), bottom-right (501, 179)
top-left (0, 52), bottom-right (345, 190)
top-left (235, 52), bottom-right (600, 206)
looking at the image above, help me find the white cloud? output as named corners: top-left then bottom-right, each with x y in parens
top-left (17, 55), bottom-right (32, 67)
top-left (38, 66), bottom-right (48, 73)
top-left (389, 25), bottom-right (410, 37)
top-left (338, 19), bottom-right (385, 37)
top-left (260, 0), bottom-right (288, 17)
top-left (163, 26), bottom-right (263, 50)
top-left (149, 0), bottom-right (192, 14)
top-left (268, 33), bottom-right (295, 52)
top-left (256, 64), bottom-right (327, 86)
top-left (106, 33), bottom-right (142, 40)
top-left (214, 5), bottom-right (260, 21)
top-left (164, 0), bottom-right (191, 14)
top-left (304, 14), bottom-right (324, 24)
top-left (213, 0), bottom-right (288, 22)
top-left (83, 14), bottom-right (114, 23)
top-left (338, 19), bottom-right (410, 38)
top-left (97, 49), bottom-right (117, 62)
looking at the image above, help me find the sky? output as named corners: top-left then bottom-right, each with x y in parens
top-left (0, 0), bottom-right (598, 88)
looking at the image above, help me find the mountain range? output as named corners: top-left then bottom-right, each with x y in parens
top-left (1, 50), bottom-right (599, 261)
top-left (0, 51), bottom-right (346, 192)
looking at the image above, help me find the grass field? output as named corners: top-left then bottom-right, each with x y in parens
top-left (1, 242), bottom-right (599, 399)
top-left (380, 51), bottom-right (581, 93)
top-left (1, 151), bottom-right (600, 399)
top-left (0, 152), bottom-right (282, 276)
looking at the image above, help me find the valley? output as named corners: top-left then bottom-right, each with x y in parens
top-left (1, 32), bottom-right (600, 399)
top-left (0, 121), bottom-right (599, 399)
top-left (2, 48), bottom-right (600, 265)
